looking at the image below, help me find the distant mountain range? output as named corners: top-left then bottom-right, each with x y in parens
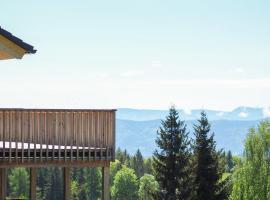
top-left (117, 107), bottom-right (269, 121)
top-left (116, 107), bottom-right (269, 157)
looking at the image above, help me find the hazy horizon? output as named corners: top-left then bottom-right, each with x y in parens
top-left (1, 1), bottom-right (269, 110)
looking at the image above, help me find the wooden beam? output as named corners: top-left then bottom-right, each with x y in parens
top-left (102, 166), bottom-right (110, 200)
top-left (0, 160), bottom-right (110, 168)
top-left (30, 168), bottom-right (37, 200)
top-left (64, 167), bottom-right (71, 200)
top-left (0, 35), bottom-right (26, 60)
top-left (0, 168), bottom-right (7, 200)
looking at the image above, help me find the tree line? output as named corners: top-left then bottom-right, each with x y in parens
top-left (5, 106), bottom-right (270, 200)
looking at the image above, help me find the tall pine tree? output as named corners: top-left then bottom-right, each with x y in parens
top-left (131, 149), bottom-right (145, 178)
top-left (153, 106), bottom-right (192, 200)
top-left (192, 111), bottom-right (221, 200)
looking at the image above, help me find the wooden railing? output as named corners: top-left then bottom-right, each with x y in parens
top-left (0, 109), bottom-right (116, 165)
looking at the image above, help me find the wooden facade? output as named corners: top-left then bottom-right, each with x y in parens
top-left (0, 108), bottom-right (116, 200)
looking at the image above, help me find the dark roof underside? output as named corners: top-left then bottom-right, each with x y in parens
top-left (0, 26), bottom-right (36, 54)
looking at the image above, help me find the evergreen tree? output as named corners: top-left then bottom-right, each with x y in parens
top-left (144, 158), bottom-right (154, 175)
top-left (192, 111), bottom-right (222, 200)
top-left (43, 167), bottom-right (63, 200)
top-left (153, 106), bottom-right (192, 200)
top-left (225, 151), bottom-right (234, 172)
top-left (131, 149), bottom-right (145, 178)
top-left (87, 168), bottom-right (101, 200)
top-left (115, 148), bottom-right (125, 164)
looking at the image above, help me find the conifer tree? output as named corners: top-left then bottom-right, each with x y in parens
top-left (225, 151), bottom-right (234, 172)
top-left (192, 111), bottom-right (221, 200)
top-left (131, 149), bottom-right (145, 178)
top-left (153, 106), bottom-right (192, 200)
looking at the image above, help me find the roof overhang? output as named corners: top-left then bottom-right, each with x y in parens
top-left (0, 26), bottom-right (36, 60)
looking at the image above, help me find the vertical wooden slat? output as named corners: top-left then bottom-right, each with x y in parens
top-left (93, 112), bottom-right (97, 160)
top-left (30, 168), bottom-right (37, 200)
top-left (39, 112), bottom-right (43, 162)
top-left (64, 112), bottom-right (67, 161)
top-left (76, 112), bottom-right (80, 160)
top-left (28, 112), bottom-right (31, 161)
top-left (113, 111), bottom-right (116, 160)
top-left (21, 111), bottom-right (25, 163)
top-left (0, 112), bottom-right (3, 161)
top-left (0, 168), bottom-right (7, 200)
top-left (64, 167), bottom-right (71, 200)
top-left (102, 166), bottom-right (110, 200)
top-left (87, 112), bottom-right (90, 160)
top-left (52, 112), bottom-right (56, 160)
top-left (15, 111), bottom-right (19, 161)
top-left (9, 111), bottom-right (12, 162)
top-left (34, 112), bottom-right (38, 162)
top-left (82, 112), bottom-right (85, 160)
top-left (58, 112), bottom-right (62, 161)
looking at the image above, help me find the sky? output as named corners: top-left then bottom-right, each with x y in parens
top-left (0, 0), bottom-right (270, 111)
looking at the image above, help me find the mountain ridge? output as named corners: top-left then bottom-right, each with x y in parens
top-left (117, 106), bottom-right (269, 121)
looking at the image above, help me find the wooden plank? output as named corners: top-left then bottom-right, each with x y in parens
top-left (102, 166), bottom-right (110, 200)
top-left (0, 168), bottom-right (7, 200)
top-left (64, 167), bottom-right (71, 200)
top-left (0, 160), bottom-right (110, 168)
top-left (30, 168), bottom-right (37, 200)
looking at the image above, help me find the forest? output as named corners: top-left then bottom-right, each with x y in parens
top-left (4, 106), bottom-right (270, 200)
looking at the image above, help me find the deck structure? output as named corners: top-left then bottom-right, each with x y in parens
top-left (0, 108), bottom-right (116, 200)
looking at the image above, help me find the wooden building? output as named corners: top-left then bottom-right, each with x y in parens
top-left (0, 27), bottom-right (116, 200)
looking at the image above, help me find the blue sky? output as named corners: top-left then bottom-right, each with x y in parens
top-left (0, 0), bottom-right (270, 111)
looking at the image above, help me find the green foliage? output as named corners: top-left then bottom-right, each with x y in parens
top-left (138, 174), bottom-right (159, 200)
top-left (226, 151), bottom-right (234, 173)
top-left (153, 106), bottom-right (192, 200)
top-left (111, 166), bottom-right (139, 200)
top-left (192, 111), bottom-right (229, 200)
top-left (231, 120), bottom-right (270, 200)
top-left (110, 160), bottom-right (122, 187)
top-left (8, 168), bottom-right (29, 199)
top-left (42, 167), bottom-right (64, 200)
top-left (130, 149), bottom-right (145, 178)
top-left (71, 180), bottom-right (79, 200)
top-left (72, 168), bottom-right (102, 200)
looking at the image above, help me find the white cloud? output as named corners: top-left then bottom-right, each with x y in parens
top-left (263, 107), bottom-right (270, 118)
top-left (239, 112), bottom-right (248, 118)
top-left (120, 70), bottom-right (145, 77)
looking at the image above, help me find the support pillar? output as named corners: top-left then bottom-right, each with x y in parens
top-left (64, 167), bottom-right (71, 200)
top-left (0, 168), bottom-right (7, 200)
top-left (30, 168), bottom-right (37, 200)
top-left (102, 166), bottom-right (110, 200)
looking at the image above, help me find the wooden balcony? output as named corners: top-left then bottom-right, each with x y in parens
top-left (0, 108), bottom-right (116, 168)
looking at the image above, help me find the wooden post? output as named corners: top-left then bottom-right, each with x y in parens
top-left (102, 166), bottom-right (110, 200)
top-left (30, 168), bottom-right (37, 200)
top-left (0, 168), bottom-right (7, 200)
top-left (64, 167), bottom-right (71, 200)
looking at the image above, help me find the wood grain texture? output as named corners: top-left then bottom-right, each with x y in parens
top-left (0, 109), bottom-right (116, 166)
